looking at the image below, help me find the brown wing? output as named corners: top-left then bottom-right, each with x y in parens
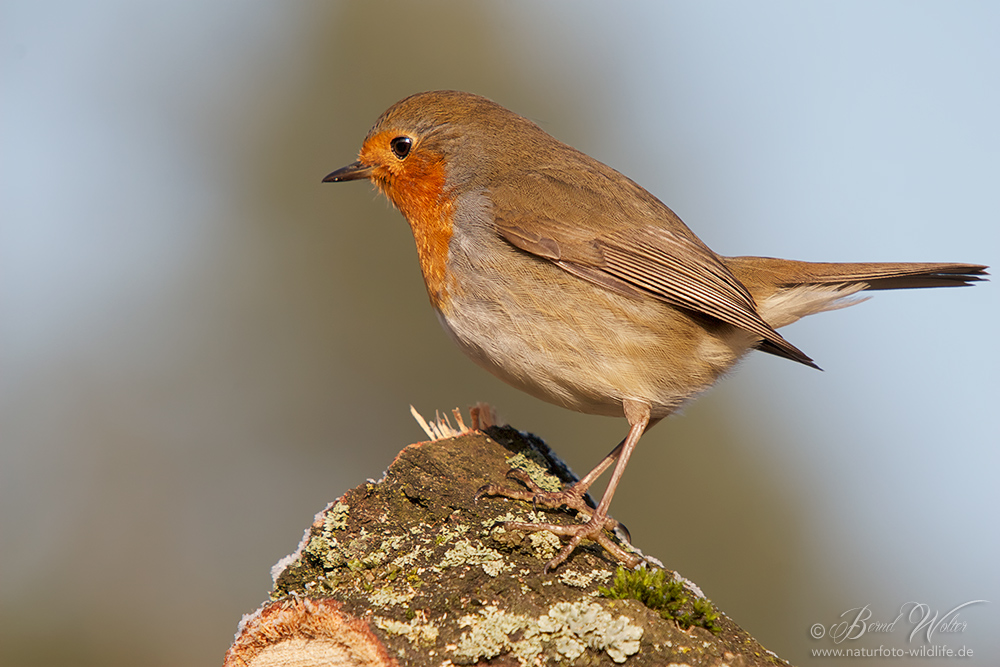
top-left (491, 167), bottom-right (818, 368)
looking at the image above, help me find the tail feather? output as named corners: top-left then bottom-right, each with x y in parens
top-left (725, 257), bottom-right (987, 293)
top-left (722, 256), bottom-right (988, 360)
top-left (764, 261), bottom-right (986, 290)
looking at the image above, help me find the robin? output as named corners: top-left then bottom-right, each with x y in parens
top-left (324, 90), bottom-right (986, 571)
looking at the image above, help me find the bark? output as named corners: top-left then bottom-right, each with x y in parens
top-left (224, 414), bottom-right (791, 667)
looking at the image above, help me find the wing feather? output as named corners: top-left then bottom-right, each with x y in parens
top-left (491, 170), bottom-right (817, 367)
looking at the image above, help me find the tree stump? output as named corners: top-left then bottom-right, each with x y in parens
top-left (224, 413), bottom-right (790, 667)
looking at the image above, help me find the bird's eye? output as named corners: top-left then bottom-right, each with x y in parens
top-left (390, 136), bottom-right (412, 159)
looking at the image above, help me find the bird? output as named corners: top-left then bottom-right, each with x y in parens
top-left (323, 90), bottom-right (986, 571)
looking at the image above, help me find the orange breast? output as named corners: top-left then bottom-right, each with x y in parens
top-left (369, 150), bottom-right (455, 311)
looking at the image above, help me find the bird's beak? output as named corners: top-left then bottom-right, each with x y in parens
top-left (322, 161), bottom-right (373, 183)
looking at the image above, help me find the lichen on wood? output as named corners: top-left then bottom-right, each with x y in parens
top-left (225, 425), bottom-right (791, 667)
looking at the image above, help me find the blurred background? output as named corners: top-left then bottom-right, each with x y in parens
top-left (2, 2), bottom-right (997, 665)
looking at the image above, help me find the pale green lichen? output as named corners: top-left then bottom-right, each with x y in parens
top-left (482, 509), bottom-right (545, 529)
top-left (305, 505), bottom-right (413, 575)
top-left (434, 523), bottom-right (469, 545)
top-left (528, 531), bottom-right (562, 561)
top-left (391, 547), bottom-right (423, 569)
top-left (391, 526), bottom-right (435, 569)
top-left (304, 533), bottom-right (345, 571)
top-left (439, 539), bottom-right (508, 577)
top-left (558, 567), bottom-right (614, 589)
top-left (373, 616), bottom-right (439, 645)
top-left (303, 533), bottom-right (340, 569)
top-left (324, 501), bottom-right (350, 532)
top-left (452, 600), bottom-right (643, 665)
top-left (368, 584), bottom-right (416, 607)
top-left (303, 502), bottom-right (354, 570)
top-left (361, 535), bottom-right (405, 568)
top-left (505, 449), bottom-right (564, 492)
top-left (454, 607), bottom-right (530, 663)
top-left (537, 601), bottom-right (643, 663)
top-left (486, 511), bottom-right (563, 561)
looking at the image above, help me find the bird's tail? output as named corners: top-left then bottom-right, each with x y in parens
top-left (722, 256), bottom-right (987, 358)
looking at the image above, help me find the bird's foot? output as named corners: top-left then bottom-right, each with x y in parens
top-left (476, 469), bottom-right (637, 571)
top-left (476, 468), bottom-right (598, 517)
top-left (504, 515), bottom-right (642, 573)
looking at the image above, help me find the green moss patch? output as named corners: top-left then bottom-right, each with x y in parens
top-left (599, 567), bottom-right (721, 633)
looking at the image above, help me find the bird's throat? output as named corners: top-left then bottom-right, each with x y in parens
top-left (376, 155), bottom-right (455, 311)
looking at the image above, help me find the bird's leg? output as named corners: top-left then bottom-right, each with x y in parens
top-left (486, 399), bottom-right (656, 571)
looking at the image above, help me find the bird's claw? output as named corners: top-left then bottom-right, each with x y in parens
top-left (504, 516), bottom-right (641, 572)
